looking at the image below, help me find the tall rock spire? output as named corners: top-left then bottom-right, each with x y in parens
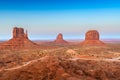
top-left (54, 33), bottom-right (68, 44)
top-left (24, 30), bottom-right (28, 39)
top-left (26, 30), bottom-right (28, 37)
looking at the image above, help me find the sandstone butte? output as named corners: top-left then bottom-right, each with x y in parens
top-left (54, 33), bottom-right (68, 44)
top-left (81, 30), bottom-right (105, 46)
top-left (0, 27), bottom-right (38, 49)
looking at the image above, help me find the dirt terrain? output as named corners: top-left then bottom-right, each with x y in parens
top-left (0, 41), bottom-right (120, 80)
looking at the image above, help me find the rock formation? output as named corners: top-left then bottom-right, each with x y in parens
top-left (81, 30), bottom-right (105, 46)
top-left (13, 27), bottom-right (28, 39)
top-left (0, 27), bottom-right (38, 49)
top-left (54, 33), bottom-right (68, 44)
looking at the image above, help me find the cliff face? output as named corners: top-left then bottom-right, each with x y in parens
top-left (13, 27), bottom-right (28, 39)
top-left (54, 33), bottom-right (68, 44)
top-left (0, 27), bottom-right (38, 49)
top-left (85, 30), bottom-right (99, 40)
top-left (81, 30), bottom-right (105, 46)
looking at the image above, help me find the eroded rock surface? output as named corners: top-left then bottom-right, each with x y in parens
top-left (54, 33), bottom-right (68, 44)
top-left (0, 27), bottom-right (38, 49)
top-left (81, 30), bottom-right (105, 46)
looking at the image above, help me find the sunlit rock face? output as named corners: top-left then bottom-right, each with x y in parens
top-left (13, 27), bottom-right (28, 39)
top-left (56, 33), bottom-right (63, 40)
top-left (85, 30), bottom-right (99, 40)
top-left (81, 30), bottom-right (105, 46)
top-left (0, 27), bottom-right (38, 49)
top-left (54, 33), bottom-right (68, 44)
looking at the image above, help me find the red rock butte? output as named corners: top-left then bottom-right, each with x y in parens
top-left (81, 30), bottom-right (105, 46)
top-left (54, 33), bottom-right (68, 44)
top-left (0, 27), bottom-right (38, 49)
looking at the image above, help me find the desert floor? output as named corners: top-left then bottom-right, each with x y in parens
top-left (0, 40), bottom-right (120, 80)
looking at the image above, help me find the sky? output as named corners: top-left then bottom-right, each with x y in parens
top-left (0, 0), bottom-right (120, 40)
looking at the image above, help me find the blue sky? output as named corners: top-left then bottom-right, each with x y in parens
top-left (0, 0), bottom-right (120, 40)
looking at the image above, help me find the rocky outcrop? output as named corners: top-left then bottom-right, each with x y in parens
top-left (54, 33), bottom-right (68, 44)
top-left (81, 30), bottom-right (105, 46)
top-left (13, 27), bottom-right (28, 39)
top-left (85, 30), bottom-right (99, 40)
top-left (0, 27), bottom-right (38, 49)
